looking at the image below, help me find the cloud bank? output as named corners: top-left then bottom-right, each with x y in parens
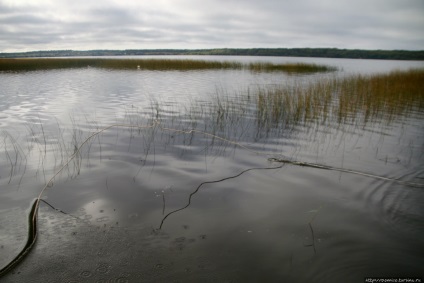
top-left (0, 0), bottom-right (423, 52)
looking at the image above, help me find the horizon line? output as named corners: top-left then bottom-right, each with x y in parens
top-left (2, 47), bottom-right (424, 54)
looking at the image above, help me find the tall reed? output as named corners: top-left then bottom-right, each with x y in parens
top-left (255, 69), bottom-right (424, 130)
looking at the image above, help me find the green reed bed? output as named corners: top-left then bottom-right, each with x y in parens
top-left (97, 58), bottom-right (243, 70)
top-left (0, 58), bottom-right (100, 71)
top-left (142, 68), bottom-right (424, 140)
top-left (248, 62), bottom-right (337, 74)
top-left (0, 58), bottom-right (243, 71)
top-left (0, 58), bottom-right (336, 73)
top-left (255, 68), bottom-right (424, 129)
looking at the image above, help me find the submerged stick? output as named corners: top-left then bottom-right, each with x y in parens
top-left (0, 199), bottom-right (38, 277)
top-left (267, 157), bottom-right (424, 187)
top-left (0, 199), bottom-right (81, 277)
top-left (159, 164), bottom-right (285, 229)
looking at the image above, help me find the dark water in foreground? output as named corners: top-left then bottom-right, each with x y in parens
top-left (0, 56), bottom-right (424, 282)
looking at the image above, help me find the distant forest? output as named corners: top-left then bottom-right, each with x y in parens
top-left (1, 48), bottom-right (424, 60)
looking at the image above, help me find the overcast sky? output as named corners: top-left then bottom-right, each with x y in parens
top-left (0, 0), bottom-right (423, 52)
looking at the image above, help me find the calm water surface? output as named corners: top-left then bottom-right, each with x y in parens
top-left (0, 56), bottom-right (423, 282)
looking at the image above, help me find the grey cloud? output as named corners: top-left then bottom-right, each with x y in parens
top-left (0, 0), bottom-right (423, 52)
top-left (83, 7), bottom-right (143, 26)
top-left (0, 14), bottom-right (57, 25)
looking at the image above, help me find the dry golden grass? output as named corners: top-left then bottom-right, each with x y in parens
top-left (255, 69), bottom-right (424, 129)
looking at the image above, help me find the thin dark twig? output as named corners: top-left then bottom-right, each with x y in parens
top-left (39, 199), bottom-right (68, 215)
top-left (159, 164), bottom-right (284, 229)
top-left (39, 199), bottom-right (81, 221)
top-left (304, 206), bottom-right (321, 255)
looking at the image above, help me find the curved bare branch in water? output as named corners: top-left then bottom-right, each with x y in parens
top-left (158, 164), bottom-right (284, 229)
top-left (0, 199), bottom-right (38, 277)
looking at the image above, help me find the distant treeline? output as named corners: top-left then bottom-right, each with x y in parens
top-left (1, 48), bottom-right (424, 60)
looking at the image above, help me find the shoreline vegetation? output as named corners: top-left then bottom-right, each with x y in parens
top-left (185, 68), bottom-right (424, 138)
top-left (254, 69), bottom-right (424, 130)
top-left (1, 48), bottom-right (423, 60)
top-left (0, 58), bottom-right (337, 73)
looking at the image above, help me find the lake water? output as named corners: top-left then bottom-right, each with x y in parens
top-left (1, 56), bottom-right (424, 282)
